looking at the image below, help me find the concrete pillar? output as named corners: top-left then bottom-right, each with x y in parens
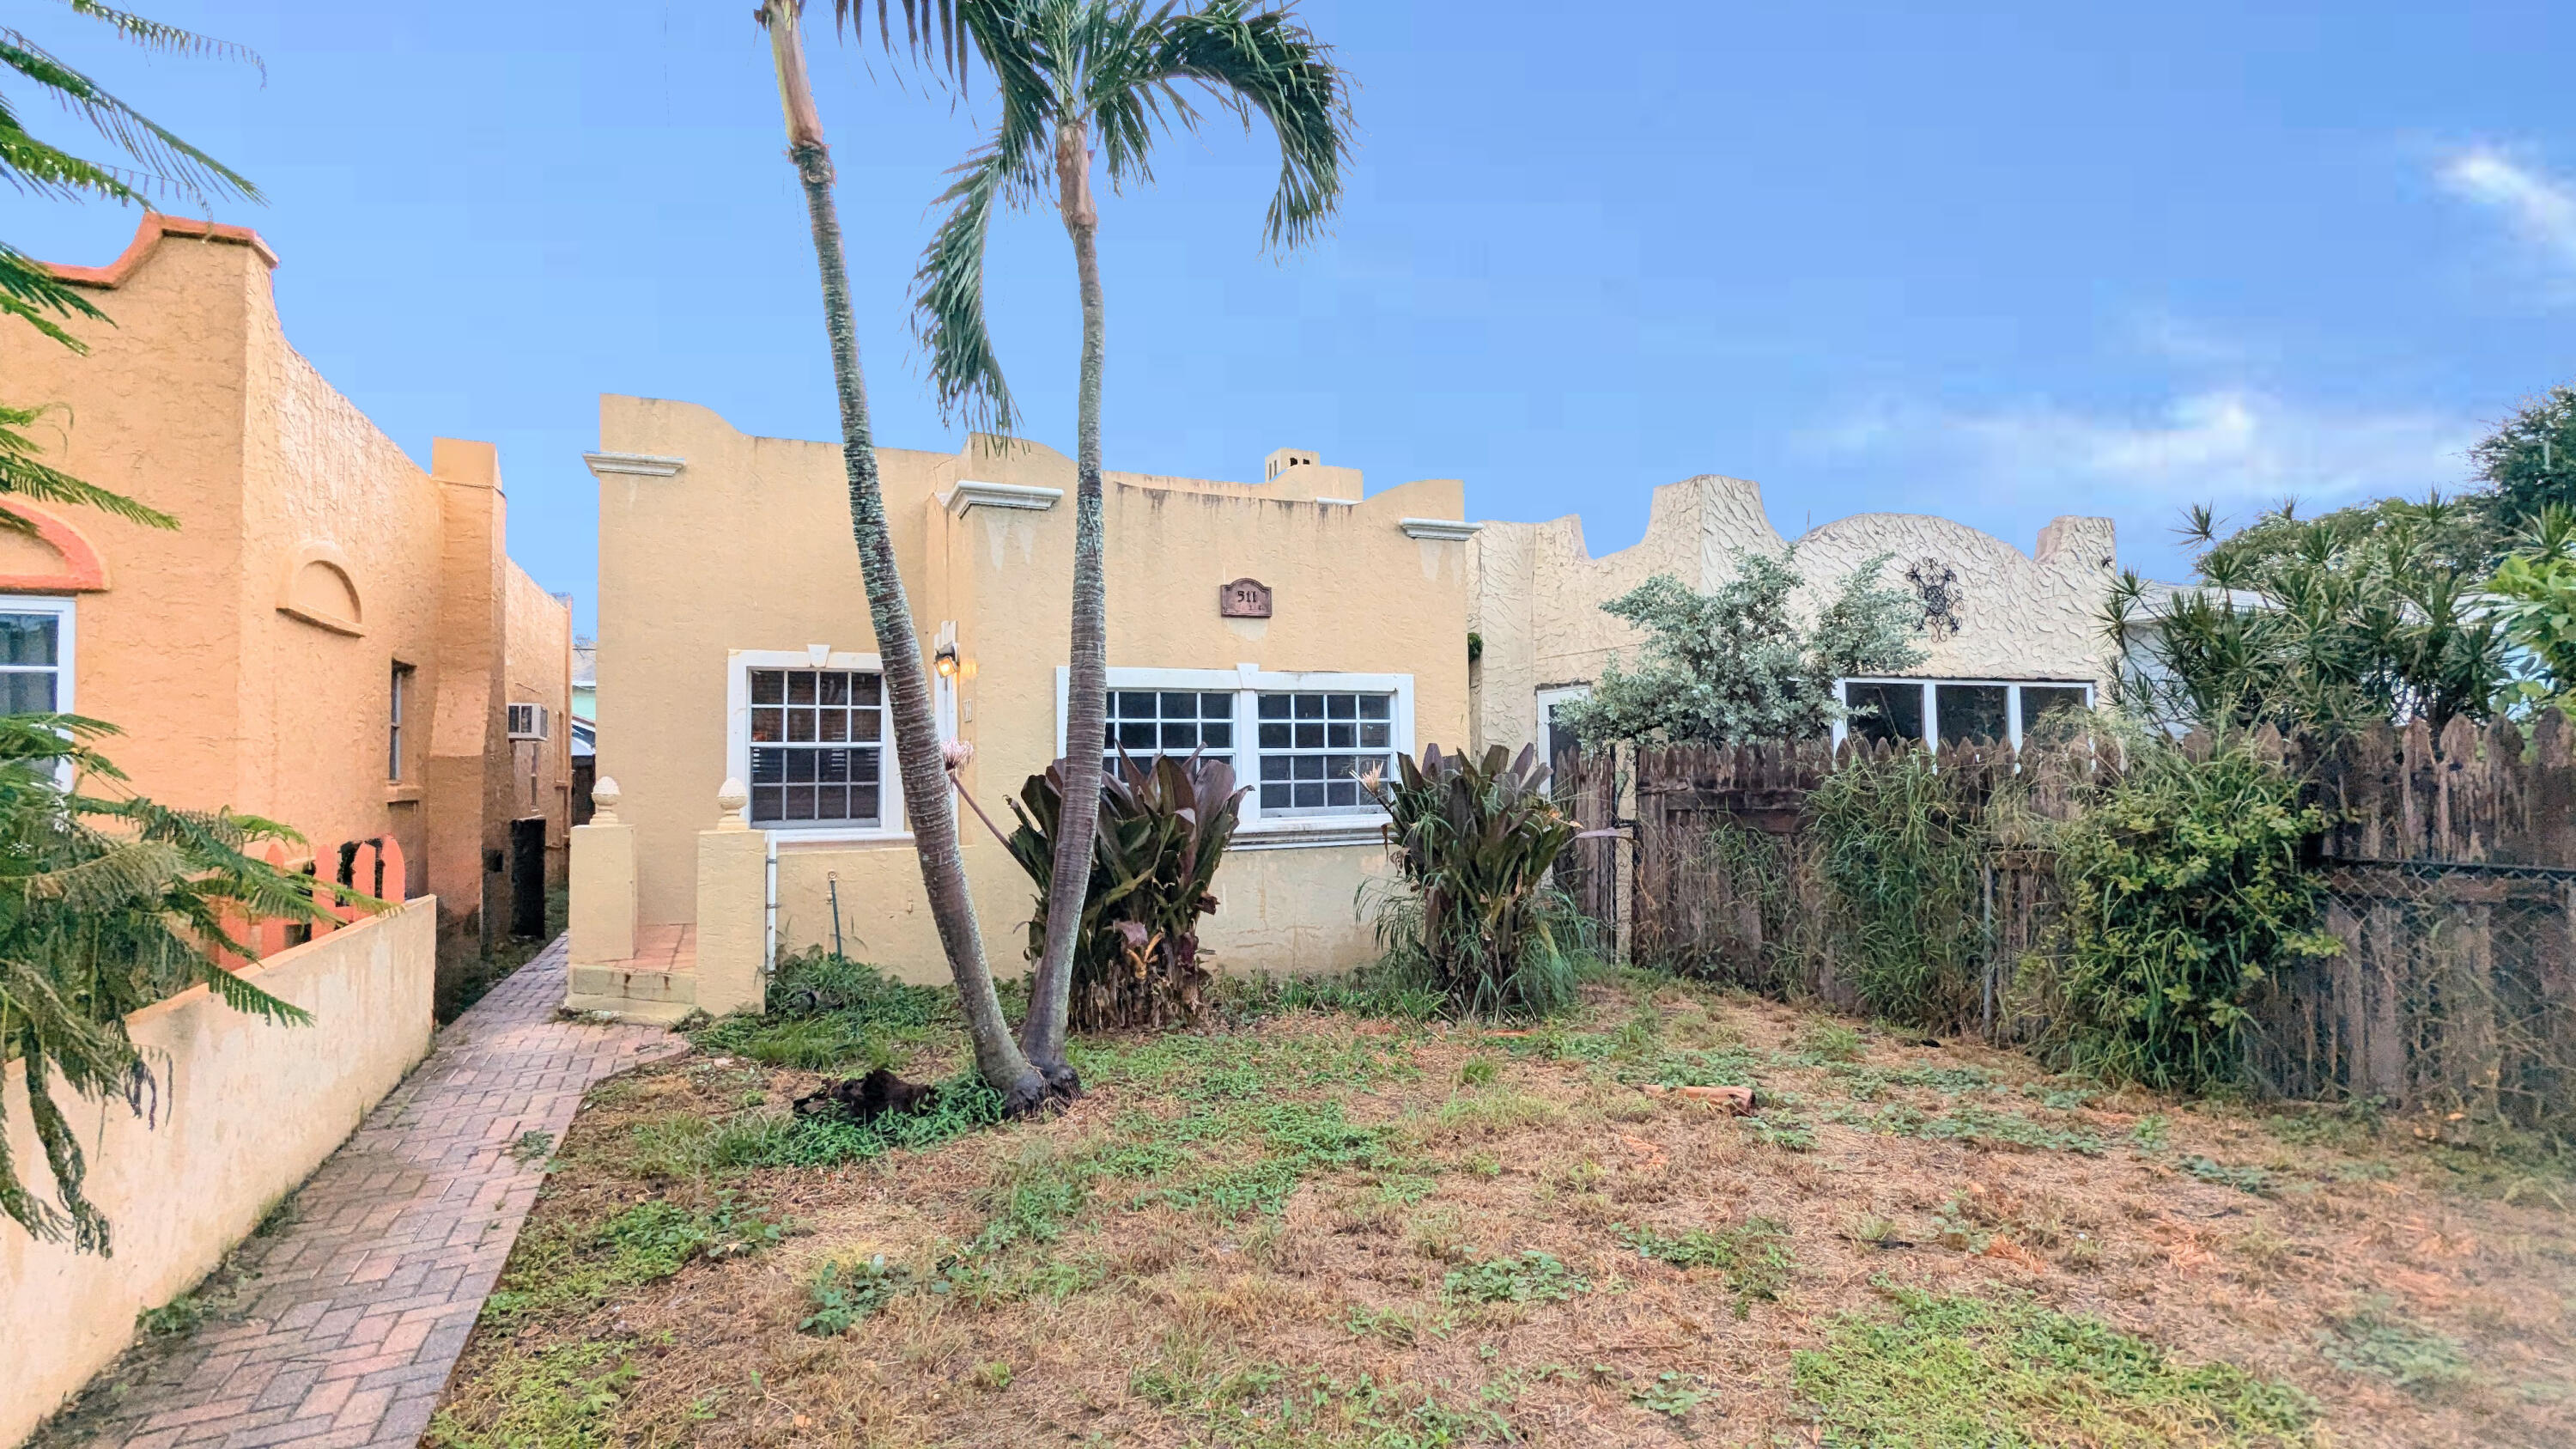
top-left (695, 778), bottom-right (768, 1017)
top-left (568, 776), bottom-right (636, 965)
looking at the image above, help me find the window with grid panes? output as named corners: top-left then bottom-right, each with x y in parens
top-left (0, 612), bottom-right (64, 713)
top-left (1105, 689), bottom-right (1235, 773)
top-left (748, 667), bottom-right (884, 825)
top-left (1255, 691), bottom-right (1393, 814)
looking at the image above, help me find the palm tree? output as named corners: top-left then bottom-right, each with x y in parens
top-left (914, 0), bottom-right (1351, 1079)
top-left (3, 0), bottom-right (261, 529)
top-left (754, 0), bottom-right (1050, 1111)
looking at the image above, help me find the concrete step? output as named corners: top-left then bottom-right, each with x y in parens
top-left (561, 993), bottom-right (698, 1027)
top-left (569, 965), bottom-right (697, 1004)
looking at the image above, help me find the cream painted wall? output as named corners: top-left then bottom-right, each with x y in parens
top-left (0, 899), bottom-right (436, 1449)
top-left (0, 216), bottom-right (568, 922)
top-left (592, 398), bottom-right (1470, 982)
top-left (1470, 473), bottom-right (2119, 756)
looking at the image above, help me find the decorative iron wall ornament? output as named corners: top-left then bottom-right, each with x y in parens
top-left (1907, 558), bottom-right (1961, 640)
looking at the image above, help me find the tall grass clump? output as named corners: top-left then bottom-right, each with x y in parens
top-left (1362, 745), bottom-right (1600, 1020)
top-left (1808, 747), bottom-right (1988, 1028)
top-left (2023, 723), bottom-right (2336, 1093)
top-left (690, 950), bottom-right (950, 1071)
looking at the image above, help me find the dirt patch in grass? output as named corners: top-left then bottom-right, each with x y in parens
top-left (430, 971), bottom-right (2576, 1447)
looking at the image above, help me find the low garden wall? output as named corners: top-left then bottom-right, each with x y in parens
top-left (0, 897), bottom-right (437, 1448)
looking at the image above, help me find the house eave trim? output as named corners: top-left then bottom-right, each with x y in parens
top-left (1399, 518), bottom-right (1482, 542)
top-left (943, 479), bottom-right (1064, 515)
top-left (584, 452), bottom-right (687, 478)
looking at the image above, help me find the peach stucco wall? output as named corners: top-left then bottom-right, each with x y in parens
top-left (0, 216), bottom-right (568, 923)
top-left (0, 900), bottom-right (435, 1449)
top-left (592, 396), bottom-right (1468, 983)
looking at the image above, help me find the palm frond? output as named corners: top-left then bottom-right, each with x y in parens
top-left (913, 146), bottom-right (1024, 431)
top-left (0, 238), bottom-right (108, 350)
top-left (0, 26), bottom-right (260, 205)
top-left (0, 404), bottom-right (180, 530)
top-left (1133, 0), bottom-right (1350, 250)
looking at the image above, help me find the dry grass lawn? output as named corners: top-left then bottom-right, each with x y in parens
top-left (428, 966), bottom-right (2576, 1448)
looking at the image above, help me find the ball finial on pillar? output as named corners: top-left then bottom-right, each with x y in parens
top-left (591, 776), bottom-right (623, 825)
top-left (716, 777), bottom-right (750, 831)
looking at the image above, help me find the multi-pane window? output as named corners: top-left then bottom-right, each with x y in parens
top-left (0, 612), bottom-right (64, 714)
top-left (749, 667), bottom-right (884, 825)
top-left (1838, 679), bottom-right (2093, 751)
top-left (1255, 691), bottom-right (1393, 814)
top-left (1105, 690), bottom-right (1235, 774)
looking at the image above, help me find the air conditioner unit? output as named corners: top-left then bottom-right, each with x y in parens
top-left (507, 703), bottom-right (550, 741)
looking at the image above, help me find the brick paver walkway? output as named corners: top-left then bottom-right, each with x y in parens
top-left (42, 937), bottom-right (678, 1449)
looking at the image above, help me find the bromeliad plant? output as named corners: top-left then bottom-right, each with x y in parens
top-left (1361, 745), bottom-right (1598, 1020)
top-left (0, 715), bottom-right (346, 1253)
top-left (1005, 752), bottom-right (1247, 1032)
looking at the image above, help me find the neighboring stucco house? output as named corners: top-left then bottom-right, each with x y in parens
top-left (1468, 473), bottom-right (2119, 765)
top-left (577, 397), bottom-right (1473, 1000)
top-left (3, 214), bottom-right (573, 941)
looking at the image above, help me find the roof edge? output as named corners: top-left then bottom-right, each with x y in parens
top-left (48, 212), bottom-right (279, 289)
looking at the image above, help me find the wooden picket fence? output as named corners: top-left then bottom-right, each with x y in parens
top-left (1556, 713), bottom-right (2576, 1123)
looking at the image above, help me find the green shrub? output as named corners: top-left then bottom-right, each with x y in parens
top-left (1363, 744), bottom-right (1597, 1020)
top-left (1005, 752), bottom-right (1245, 1032)
top-left (2023, 730), bottom-right (2337, 1093)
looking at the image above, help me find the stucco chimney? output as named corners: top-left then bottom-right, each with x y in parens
top-left (1263, 447), bottom-right (1320, 482)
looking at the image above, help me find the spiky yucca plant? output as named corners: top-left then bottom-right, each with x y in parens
top-left (1362, 745), bottom-right (1596, 1020)
top-left (0, 715), bottom-right (346, 1253)
top-left (1004, 752), bottom-right (1246, 1031)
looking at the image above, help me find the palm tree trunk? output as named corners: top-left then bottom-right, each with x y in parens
top-left (1019, 116), bottom-right (1108, 1078)
top-left (762, 0), bottom-right (1043, 1110)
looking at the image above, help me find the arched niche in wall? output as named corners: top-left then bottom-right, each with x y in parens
top-left (276, 542), bottom-right (364, 636)
top-left (0, 504), bottom-right (110, 594)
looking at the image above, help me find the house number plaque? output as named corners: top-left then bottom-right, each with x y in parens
top-left (1219, 577), bottom-right (1273, 618)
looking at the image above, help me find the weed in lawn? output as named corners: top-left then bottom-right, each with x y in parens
top-left (425, 1338), bottom-right (636, 1449)
top-left (1631, 1370), bottom-right (1705, 1419)
top-left (1745, 1111), bottom-right (1817, 1151)
top-left (1865, 1103), bottom-right (2106, 1155)
top-left (1150, 1099), bottom-right (1424, 1218)
top-left (2181, 1154), bottom-right (2281, 1196)
top-left (969, 1360), bottom-right (1013, 1392)
top-left (482, 1196), bottom-right (781, 1328)
top-left (2129, 1114), bottom-right (2172, 1153)
top-left (1426, 1088), bottom-right (1564, 1142)
top-left (2263, 1098), bottom-right (2384, 1151)
top-left (2020, 1081), bottom-right (2101, 1111)
top-left (798, 1254), bottom-right (913, 1336)
top-left (1795, 1020), bottom-right (1868, 1063)
top-left (1344, 1303), bottom-right (1444, 1345)
top-left (623, 1113), bottom-right (714, 1178)
top-left (507, 1130), bottom-right (555, 1166)
top-left (2316, 1296), bottom-right (2475, 1394)
top-left (689, 952), bottom-right (949, 1070)
top-left (705, 1075), bottom-right (1006, 1170)
top-left (1457, 1055), bottom-right (1499, 1087)
top-left (1443, 1251), bottom-right (1589, 1305)
top-left (1618, 1217), bottom-right (1794, 1316)
top-left (134, 1294), bottom-right (209, 1337)
top-left (1791, 1284), bottom-right (2318, 1447)
top-left (1076, 1029), bottom-right (1419, 1102)
top-left (1625, 1044), bottom-right (1762, 1089)
top-left (1131, 1361), bottom-right (1516, 1446)
top-left (1831, 1062), bottom-right (2002, 1100)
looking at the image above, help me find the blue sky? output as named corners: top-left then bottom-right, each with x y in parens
top-left (12, 1), bottom-right (2576, 633)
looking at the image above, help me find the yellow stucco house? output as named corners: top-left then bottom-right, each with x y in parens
top-left (2, 215), bottom-right (574, 941)
top-left (574, 397), bottom-right (1474, 1003)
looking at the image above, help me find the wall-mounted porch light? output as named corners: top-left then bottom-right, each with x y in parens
top-left (933, 642), bottom-right (961, 679)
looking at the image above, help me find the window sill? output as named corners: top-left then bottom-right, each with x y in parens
top-left (1230, 818), bottom-right (1386, 852)
top-left (384, 783), bottom-right (424, 804)
top-left (766, 826), bottom-right (914, 849)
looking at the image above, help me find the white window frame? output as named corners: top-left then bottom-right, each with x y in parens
top-left (0, 596), bottom-right (76, 717)
top-left (727, 648), bottom-right (908, 843)
top-left (1832, 676), bottom-right (2095, 751)
top-left (1057, 664), bottom-right (1415, 850)
top-left (1534, 684), bottom-right (1590, 772)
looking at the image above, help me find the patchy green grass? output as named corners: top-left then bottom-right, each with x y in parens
top-left (1855, 1102), bottom-right (2108, 1156)
top-left (1618, 1217), bottom-right (1795, 1317)
top-left (2317, 1298), bottom-right (2476, 1395)
top-left (1791, 1285), bottom-right (2318, 1447)
top-left (1443, 1251), bottom-right (1589, 1305)
top-left (426, 1339), bottom-right (635, 1449)
top-left (480, 1196), bottom-right (782, 1329)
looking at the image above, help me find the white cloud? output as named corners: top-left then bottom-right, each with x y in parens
top-left (2439, 146), bottom-right (2576, 271)
top-left (1813, 388), bottom-right (2478, 510)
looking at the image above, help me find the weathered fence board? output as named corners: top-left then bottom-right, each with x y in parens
top-left (1587, 717), bottom-right (2576, 1124)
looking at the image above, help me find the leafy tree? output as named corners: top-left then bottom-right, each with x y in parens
top-left (2488, 505), bottom-right (2576, 716)
top-left (753, 0), bottom-right (1050, 1110)
top-left (914, 0), bottom-right (1351, 1077)
top-left (1552, 551), bottom-right (1924, 747)
top-left (2470, 385), bottom-right (2576, 537)
top-left (1, 717), bottom-right (337, 1251)
top-left (2105, 495), bottom-right (2512, 737)
top-left (4, 1), bottom-right (259, 529)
